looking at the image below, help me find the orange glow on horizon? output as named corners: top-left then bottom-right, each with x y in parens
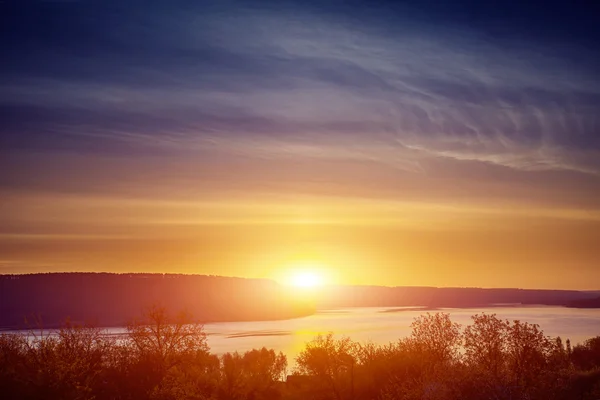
top-left (2, 189), bottom-right (600, 289)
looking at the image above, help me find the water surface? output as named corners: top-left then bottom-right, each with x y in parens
top-left (131, 306), bottom-right (600, 366)
top-left (9, 306), bottom-right (600, 369)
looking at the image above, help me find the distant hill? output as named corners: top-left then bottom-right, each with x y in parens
top-left (315, 285), bottom-right (598, 309)
top-left (566, 296), bottom-right (600, 308)
top-left (0, 273), bottom-right (315, 330)
top-left (2, 273), bottom-right (597, 330)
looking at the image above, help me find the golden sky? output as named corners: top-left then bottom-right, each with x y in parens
top-left (2, 1), bottom-right (600, 289)
top-left (2, 152), bottom-right (599, 289)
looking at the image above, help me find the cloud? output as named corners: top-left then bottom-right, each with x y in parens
top-left (1, 0), bottom-right (599, 179)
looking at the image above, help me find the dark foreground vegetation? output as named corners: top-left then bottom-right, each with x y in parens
top-left (2, 308), bottom-right (600, 400)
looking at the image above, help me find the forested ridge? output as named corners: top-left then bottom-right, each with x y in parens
top-left (1, 273), bottom-right (597, 329)
top-left (0, 273), bottom-right (315, 329)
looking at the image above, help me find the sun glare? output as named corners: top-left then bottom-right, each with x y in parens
top-left (291, 270), bottom-right (323, 288)
top-left (280, 261), bottom-right (327, 288)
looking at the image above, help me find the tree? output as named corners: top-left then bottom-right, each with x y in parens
top-left (241, 347), bottom-right (287, 399)
top-left (408, 313), bottom-right (462, 366)
top-left (295, 334), bottom-right (359, 400)
top-left (127, 305), bottom-right (208, 366)
top-left (2, 320), bottom-right (109, 400)
top-left (572, 336), bottom-right (600, 370)
top-left (221, 351), bottom-right (245, 400)
top-left (220, 348), bottom-right (287, 400)
top-left (0, 333), bottom-right (29, 398)
top-left (463, 313), bottom-right (509, 378)
top-left (125, 305), bottom-right (210, 399)
top-left (505, 319), bottom-right (554, 391)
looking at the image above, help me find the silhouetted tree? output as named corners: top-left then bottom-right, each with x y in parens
top-left (406, 312), bottom-right (462, 367)
top-left (505, 319), bottom-right (554, 391)
top-left (220, 348), bottom-right (287, 400)
top-left (572, 336), bottom-right (600, 370)
top-left (125, 305), bottom-right (210, 399)
top-left (295, 334), bottom-right (359, 400)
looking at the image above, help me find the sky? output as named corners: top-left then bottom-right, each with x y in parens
top-left (1, 0), bottom-right (599, 289)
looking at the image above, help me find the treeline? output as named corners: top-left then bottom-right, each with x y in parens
top-left (316, 285), bottom-right (599, 308)
top-left (2, 273), bottom-right (598, 329)
top-left (1, 308), bottom-right (600, 400)
top-left (567, 296), bottom-right (600, 308)
top-left (0, 273), bottom-right (315, 328)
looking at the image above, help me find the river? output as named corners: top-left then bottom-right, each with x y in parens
top-left (125, 305), bottom-right (600, 367)
top-left (8, 305), bottom-right (600, 369)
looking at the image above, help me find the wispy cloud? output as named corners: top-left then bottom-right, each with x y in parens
top-left (1, 1), bottom-right (599, 177)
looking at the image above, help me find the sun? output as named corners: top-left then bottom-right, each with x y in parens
top-left (279, 261), bottom-right (327, 288)
top-left (290, 270), bottom-right (323, 288)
